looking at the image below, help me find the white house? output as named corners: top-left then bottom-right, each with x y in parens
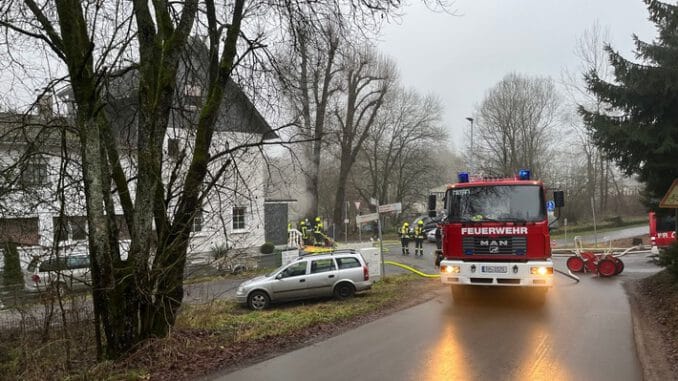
top-left (0, 37), bottom-right (277, 265)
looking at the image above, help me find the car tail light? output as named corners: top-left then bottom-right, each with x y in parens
top-left (363, 265), bottom-right (369, 281)
top-left (31, 274), bottom-right (40, 283)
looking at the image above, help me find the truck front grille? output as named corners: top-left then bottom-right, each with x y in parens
top-left (462, 236), bottom-right (527, 255)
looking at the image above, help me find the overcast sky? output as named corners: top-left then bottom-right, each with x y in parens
top-left (377, 0), bottom-right (658, 153)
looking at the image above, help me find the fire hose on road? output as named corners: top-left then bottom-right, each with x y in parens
top-left (384, 259), bottom-right (580, 283)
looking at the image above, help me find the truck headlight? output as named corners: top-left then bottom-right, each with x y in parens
top-left (530, 266), bottom-right (553, 275)
top-left (441, 265), bottom-right (460, 274)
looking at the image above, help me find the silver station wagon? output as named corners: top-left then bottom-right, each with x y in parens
top-left (236, 250), bottom-right (372, 310)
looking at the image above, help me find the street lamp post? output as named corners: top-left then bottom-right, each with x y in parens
top-left (465, 117), bottom-right (474, 171)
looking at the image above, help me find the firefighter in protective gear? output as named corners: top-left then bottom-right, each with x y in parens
top-left (313, 217), bottom-right (324, 246)
top-left (299, 219), bottom-right (309, 244)
top-left (399, 222), bottom-right (411, 256)
top-left (414, 220), bottom-right (425, 257)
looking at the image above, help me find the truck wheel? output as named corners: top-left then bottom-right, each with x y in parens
top-left (566, 256), bottom-right (584, 272)
top-left (597, 259), bottom-right (617, 277)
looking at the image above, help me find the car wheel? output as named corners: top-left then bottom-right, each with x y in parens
top-left (333, 282), bottom-right (355, 299)
top-left (231, 264), bottom-right (246, 275)
top-left (247, 290), bottom-right (270, 310)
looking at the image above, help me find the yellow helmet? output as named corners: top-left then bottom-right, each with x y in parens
top-left (403, 222), bottom-right (409, 226)
top-left (315, 217), bottom-right (321, 222)
top-left (418, 220), bottom-right (424, 225)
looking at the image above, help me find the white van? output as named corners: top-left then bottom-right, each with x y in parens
top-left (24, 254), bottom-right (91, 293)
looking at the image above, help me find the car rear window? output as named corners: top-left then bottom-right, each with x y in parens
top-left (336, 257), bottom-right (360, 269)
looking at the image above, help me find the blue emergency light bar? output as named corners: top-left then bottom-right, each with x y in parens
top-left (458, 172), bottom-right (469, 183)
top-left (518, 169), bottom-right (531, 180)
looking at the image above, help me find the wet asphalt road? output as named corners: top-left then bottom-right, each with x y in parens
top-left (212, 242), bottom-right (660, 381)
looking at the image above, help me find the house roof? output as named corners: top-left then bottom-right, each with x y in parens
top-left (57, 36), bottom-right (278, 142)
top-left (0, 111), bottom-right (75, 150)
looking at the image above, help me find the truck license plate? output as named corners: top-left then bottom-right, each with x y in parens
top-left (482, 265), bottom-right (507, 273)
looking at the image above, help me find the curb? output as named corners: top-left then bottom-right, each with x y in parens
top-left (624, 281), bottom-right (674, 380)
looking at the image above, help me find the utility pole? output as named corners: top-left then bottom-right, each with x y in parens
top-left (466, 117), bottom-right (474, 171)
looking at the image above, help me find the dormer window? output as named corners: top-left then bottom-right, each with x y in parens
top-left (184, 83), bottom-right (202, 110)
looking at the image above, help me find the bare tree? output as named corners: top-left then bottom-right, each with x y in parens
top-left (561, 22), bottom-right (627, 218)
top-left (278, 23), bottom-right (341, 218)
top-left (329, 47), bottom-right (395, 233)
top-left (353, 87), bottom-right (447, 211)
top-left (472, 73), bottom-right (560, 178)
top-left (0, 0), bottom-right (423, 358)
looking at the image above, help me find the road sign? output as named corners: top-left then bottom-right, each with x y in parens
top-left (659, 179), bottom-right (678, 208)
top-left (356, 212), bottom-right (379, 224)
top-left (546, 200), bottom-right (555, 211)
top-left (378, 202), bottom-right (402, 214)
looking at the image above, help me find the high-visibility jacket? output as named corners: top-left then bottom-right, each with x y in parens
top-left (400, 224), bottom-right (410, 238)
top-left (414, 225), bottom-right (424, 239)
top-left (314, 222), bottom-right (323, 234)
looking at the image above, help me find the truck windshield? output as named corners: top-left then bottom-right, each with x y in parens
top-left (447, 185), bottom-right (545, 222)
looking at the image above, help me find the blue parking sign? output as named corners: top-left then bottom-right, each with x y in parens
top-left (546, 200), bottom-right (555, 211)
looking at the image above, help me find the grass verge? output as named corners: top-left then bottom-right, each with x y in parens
top-left (1, 274), bottom-right (441, 381)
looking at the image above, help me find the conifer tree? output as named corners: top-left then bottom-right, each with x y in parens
top-left (580, 0), bottom-right (678, 201)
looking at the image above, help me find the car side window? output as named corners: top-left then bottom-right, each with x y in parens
top-left (281, 261), bottom-right (307, 278)
top-left (336, 257), bottom-right (360, 269)
top-left (310, 258), bottom-right (336, 274)
top-left (67, 256), bottom-right (90, 269)
top-left (39, 258), bottom-right (67, 272)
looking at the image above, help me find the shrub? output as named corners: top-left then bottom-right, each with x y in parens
top-left (658, 242), bottom-right (678, 279)
top-left (2, 241), bottom-right (22, 287)
top-left (210, 243), bottom-right (230, 260)
top-left (259, 242), bottom-right (275, 254)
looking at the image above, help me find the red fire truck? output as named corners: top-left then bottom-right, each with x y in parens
top-left (649, 211), bottom-right (676, 251)
top-left (437, 170), bottom-right (563, 302)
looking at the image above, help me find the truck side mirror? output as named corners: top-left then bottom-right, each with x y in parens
top-left (427, 195), bottom-right (437, 218)
top-left (553, 191), bottom-right (565, 208)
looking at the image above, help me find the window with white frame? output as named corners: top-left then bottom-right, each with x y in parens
top-left (53, 216), bottom-right (88, 242)
top-left (22, 156), bottom-right (48, 187)
top-left (167, 138), bottom-right (180, 160)
top-left (191, 210), bottom-right (203, 232)
top-left (233, 207), bottom-right (246, 230)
